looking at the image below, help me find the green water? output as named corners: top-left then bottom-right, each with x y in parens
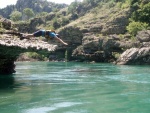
top-left (0, 62), bottom-right (150, 113)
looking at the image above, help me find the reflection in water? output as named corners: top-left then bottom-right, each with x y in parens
top-left (0, 75), bottom-right (15, 89)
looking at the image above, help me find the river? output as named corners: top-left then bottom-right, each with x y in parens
top-left (0, 62), bottom-right (150, 113)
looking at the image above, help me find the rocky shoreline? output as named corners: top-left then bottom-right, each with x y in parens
top-left (71, 30), bottom-right (150, 65)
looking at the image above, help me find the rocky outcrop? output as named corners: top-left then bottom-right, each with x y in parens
top-left (72, 33), bottom-right (141, 62)
top-left (59, 26), bottom-right (83, 45)
top-left (136, 30), bottom-right (150, 43)
top-left (116, 30), bottom-right (150, 65)
top-left (0, 32), bottom-right (58, 74)
top-left (0, 16), bottom-right (13, 30)
top-left (116, 47), bottom-right (150, 65)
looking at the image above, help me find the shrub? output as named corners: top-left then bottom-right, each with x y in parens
top-left (126, 21), bottom-right (148, 36)
top-left (10, 11), bottom-right (22, 22)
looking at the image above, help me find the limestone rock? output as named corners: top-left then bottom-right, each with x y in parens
top-left (58, 26), bottom-right (83, 46)
top-left (136, 30), bottom-right (150, 42)
top-left (116, 47), bottom-right (150, 65)
top-left (0, 16), bottom-right (12, 30)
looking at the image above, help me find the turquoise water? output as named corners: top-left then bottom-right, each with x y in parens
top-left (0, 62), bottom-right (150, 113)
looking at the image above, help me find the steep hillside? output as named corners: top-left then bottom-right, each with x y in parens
top-left (0, 0), bottom-right (67, 19)
top-left (16, 0), bottom-right (132, 34)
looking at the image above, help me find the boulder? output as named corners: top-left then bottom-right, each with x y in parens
top-left (116, 47), bottom-right (150, 65)
top-left (0, 16), bottom-right (12, 30)
top-left (136, 30), bottom-right (150, 42)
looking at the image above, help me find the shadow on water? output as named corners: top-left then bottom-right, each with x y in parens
top-left (0, 75), bottom-right (15, 89)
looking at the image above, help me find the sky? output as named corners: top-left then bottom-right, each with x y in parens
top-left (0, 0), bottom-right (80, 9)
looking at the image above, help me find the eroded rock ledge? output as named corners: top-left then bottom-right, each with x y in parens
top-left (116, 30), bottom-right (150, 65)
top-left (0, 32), bottom-right (58, 75)
top-left (72, 30), bottom-right (150, 65)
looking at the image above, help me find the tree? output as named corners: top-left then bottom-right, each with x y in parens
top-left (36, 12), bottom-right (48, 17)
top-left (68, 0), bottom-right (80, 14)
top-left (23, 8), bottom-right (34, 20)
top-left (53, 18), bottom-right (60, 29)
top-left (138, 3), bottom-right (150, 24)
top-left (10, 11), bottom-right (22, 21)
top-left (131, 2), bottom-right (150, 25)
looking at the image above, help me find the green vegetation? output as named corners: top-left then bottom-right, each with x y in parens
top-left (10, 11), bottom-right (22, 21)
top-left (1, 0), bottom-right (150, 38)
top-left (126, 1), bottom-right (150, 35)
top-left (23, 8), bottom-right (35, 20)
top-left (127, 21), bottom-right (148, 36)
top-left (0, 22), bottom-right (3, 31)
top-left (25, 52), bottom-right (48, 61)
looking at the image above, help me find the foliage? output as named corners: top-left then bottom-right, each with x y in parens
top-left (26, 52), bottom-right (48, 61)
top-left (136, 3), bottom-right (150, 24)
top-left (126, 1), bottom-right (150, 36)
top-left (68, 0), bottom-right (80, 14)
top-left (61, 17), bottom-right (69, 26)
top-left (23, 8), bottom-right (35, 20)
top-left (0, 0), bottom-right (67, 19)
top-left (126, 21), bottom-right (148, 36)
top-left (10, 11), bottom-right (22, 21)
top-left (36, 12), bottom-right (49, 17)
top-left (52, 17), bottom-right (61, 29)
top-left (0, 22), bottom-right (4, 32)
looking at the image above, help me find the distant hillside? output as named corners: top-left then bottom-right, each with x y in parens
top-left (1, 0), bottom-right (149, 37)
top-left (0, 0), bottom-right (67, 19)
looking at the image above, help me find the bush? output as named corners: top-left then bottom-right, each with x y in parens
top-left (10, 11), bottom-right (22, 22)
top-left (126, 21), bottom-right (148, 36)
top-left (131, 2), bottom-right (150, 25)
top-left (138, 3), bottom-right (150, 24)
top-left (27, 52), bottom-right (47, 61)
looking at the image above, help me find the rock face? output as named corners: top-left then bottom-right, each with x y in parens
top-left (72, 29), bottom-right (150, 65)
top-left (0, 16), bottom-right (13, 30)
top-left (72, 33), bottom-right (141, 62)
top-left (116, 47), bottom-right (150, 65)
top-left (136, 30), bottom-right (150, 43)
top-left (116, 30), bottom-right (150, 65)
top-left (59, 26), bottom-right (83, 45)
top-left (101, 8), bottom-right (131, 35)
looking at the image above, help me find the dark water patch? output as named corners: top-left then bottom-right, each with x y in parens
top-left (0, 75), bottom-right (15, 89)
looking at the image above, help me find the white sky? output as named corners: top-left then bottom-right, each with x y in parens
top-left (0, 0), bottom-right (81, 9)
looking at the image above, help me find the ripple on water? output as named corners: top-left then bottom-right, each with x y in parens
top-left (24, 102), bottom-right (82, 113)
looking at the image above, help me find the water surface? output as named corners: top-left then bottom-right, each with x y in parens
top-left (0, 62), bottom-right (150, 113)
